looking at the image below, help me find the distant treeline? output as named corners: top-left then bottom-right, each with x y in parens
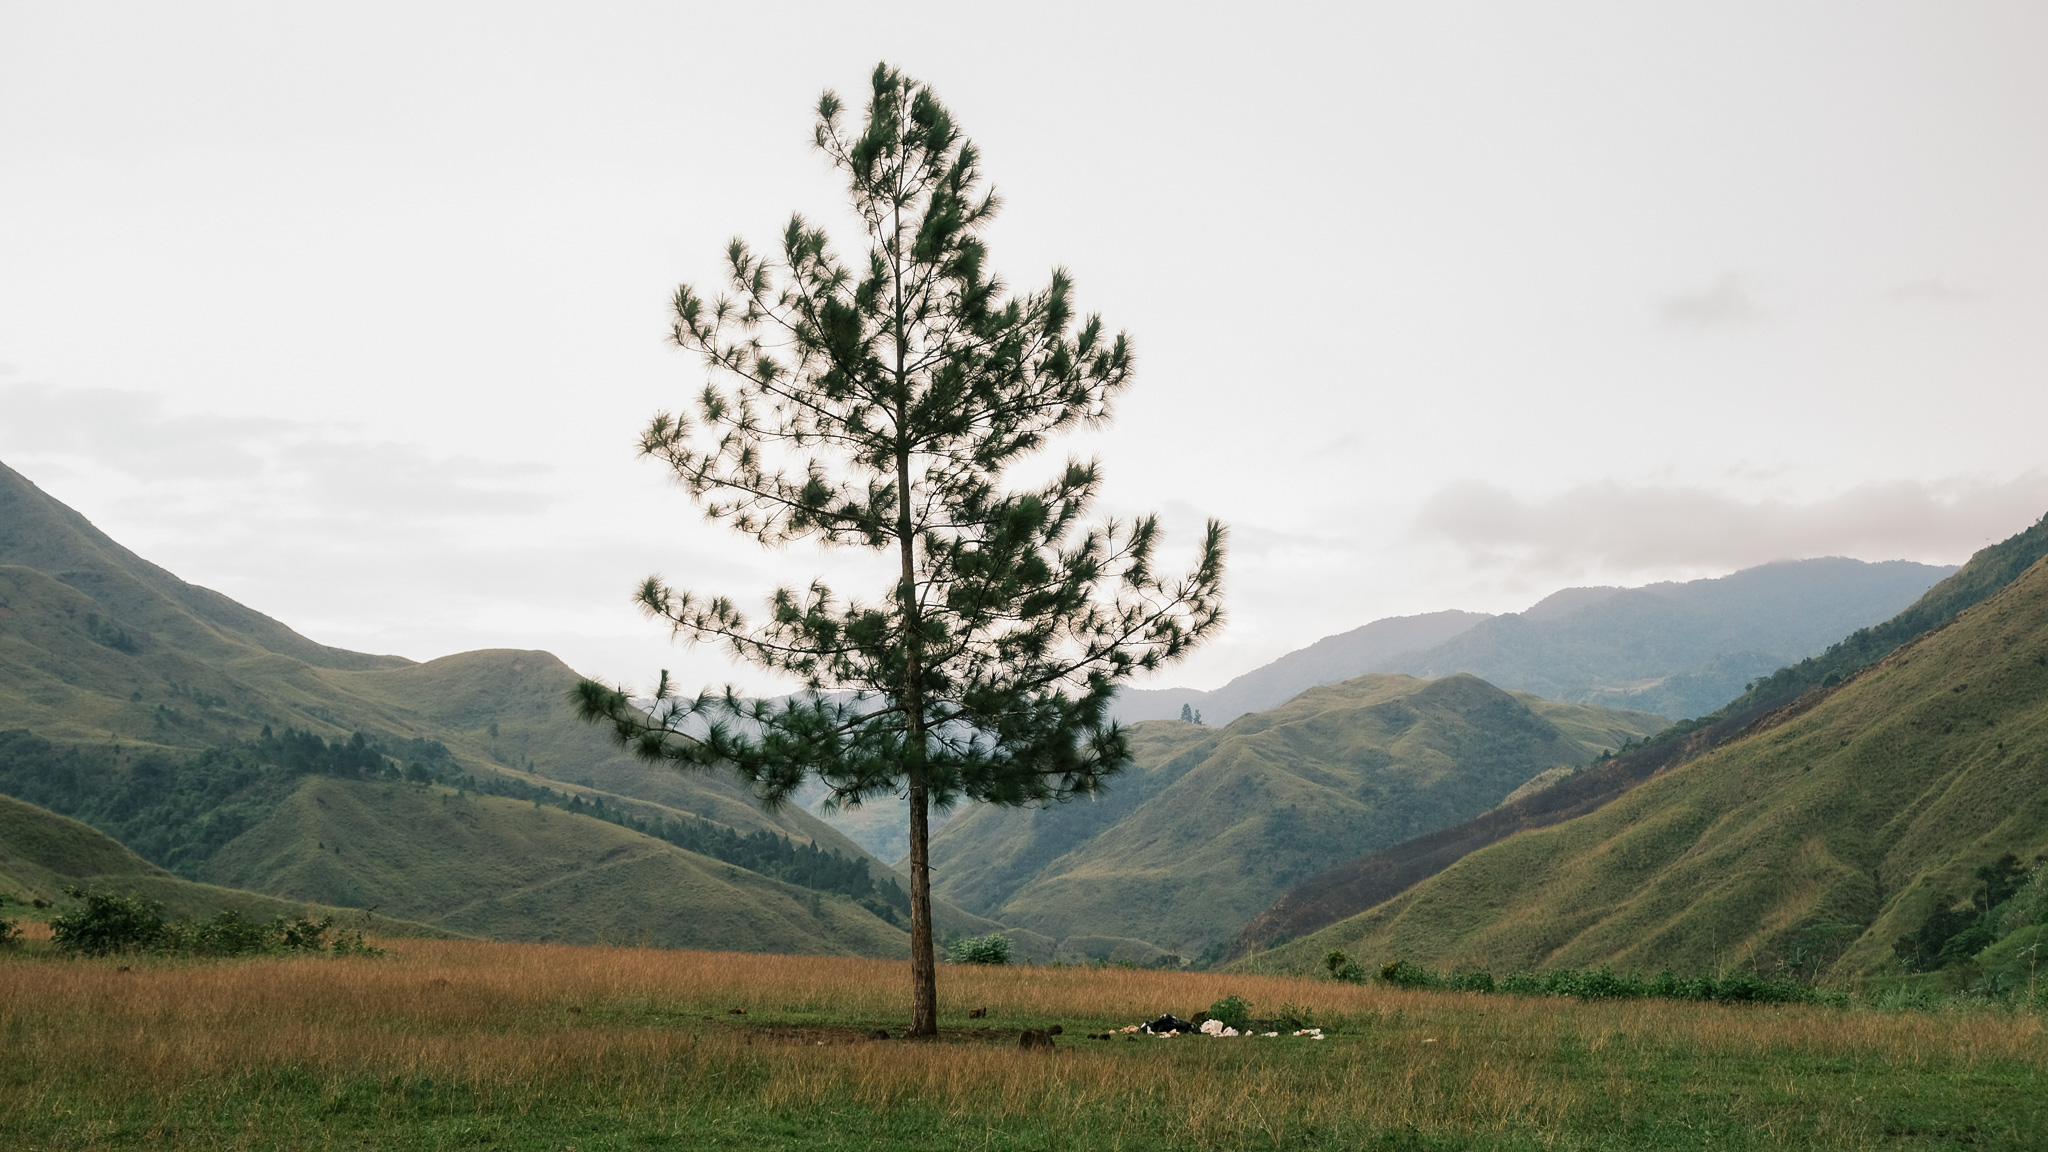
top-left (0, 728), bottom-right (907, 920)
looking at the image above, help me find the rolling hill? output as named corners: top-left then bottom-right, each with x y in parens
top-left (928, 674), bottom-right (1666, 958)
top-left (0, 457), bottom-right (1003, 953)
top-left (0, 790), bottom-right (441, 936)
top-left (1246, 536), bottom-right (2048, 983)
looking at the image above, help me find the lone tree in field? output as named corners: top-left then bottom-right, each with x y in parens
top-left (574, 64), bottom-right (1225, 1037)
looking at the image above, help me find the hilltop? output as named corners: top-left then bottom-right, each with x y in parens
top-left (929, 674), bottom-right (1665, 959)
top-left (1248, 534), bottom-right (2048, 982)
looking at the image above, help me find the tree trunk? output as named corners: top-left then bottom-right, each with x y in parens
top-left (906, 772), bottom-right (938, 1036)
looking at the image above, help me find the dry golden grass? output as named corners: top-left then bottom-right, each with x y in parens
top-left (4, 938), bottom-right (2044, 1150)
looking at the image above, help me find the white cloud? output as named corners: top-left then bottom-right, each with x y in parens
top-left (0, 380), bottom-right (556, 528)
top-left (1412, 476), bottom-right (2048, 580)
top-left (1658, 273), bottom-right (1765, 327)
top-left (1886, 279), bottom-right (1979, 304)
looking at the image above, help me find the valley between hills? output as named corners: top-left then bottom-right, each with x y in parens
top-left (6, 453), bottom-right (2048, 994)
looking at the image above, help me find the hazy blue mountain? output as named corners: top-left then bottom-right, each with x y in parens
top-left (1383, 557), bottom-right (1955, 720)
top-left (1111, 610), bottom-right (1492, 726)
top-left (1116, 558), bottom-right (1953, 732)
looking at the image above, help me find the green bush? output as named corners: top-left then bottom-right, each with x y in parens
top-left (51, 888), bottom-right (169, 955)
top-left (1378, 959), bottom-right (1438, 989)
top-left (1373, 957), bottom-right (1822, 1005)
top-left (48, 888), bottom-right (380, 959)
top-left (1324, 949), bottom-right (1366, 984)
top-left (1207, 994), bottom-right (1252, 1031)
top-left (943, 933), bottom-right (1012, 965)
top-left (1446, 970), bottom-right (1496, 994)
top-left (0, 916), bottom-right (18, 946)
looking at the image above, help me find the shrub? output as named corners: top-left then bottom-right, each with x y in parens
top-left (944, 933), bottom-right (1012, 965)
top-left (1324, 949), bottom-right (1366, 984)
top-left (48, 888), bottom-right (380, 959)
top-left (1499, 972), bottom-right (1543, 996)
top-left (163, 910), bottom-right (273, 956)
top-left (0, 915), bottom-right (17, 946)
top-left (51, 888), bottom-right (168, 955)
top-left (1207, 994), bottom-right (1252, 1031)
top-left (1378, 959), bottom-right (1438, 989)
top-left (1446, 970), bottom-right (1495, 994)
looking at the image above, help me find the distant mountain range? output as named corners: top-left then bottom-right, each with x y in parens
top-left (1114, 558), bottom-right (1954, 728)
top-left (1241, 513), bottom-right (2048, 983)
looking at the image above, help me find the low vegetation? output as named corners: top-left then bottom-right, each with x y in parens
top-left (2, 937), bottom-right (2044, 1150)
top-left (942, 932), bottom-right (1013, 965)
top-left (46, 887), bottom-right (378, 958)
top-left (1343, 952), bottom-right (1843, 1007)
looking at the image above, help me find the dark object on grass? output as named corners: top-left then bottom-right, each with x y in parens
top-left (870, 1029), bottom-right (889, 1040)
top-left (1047, 1024), bottom-right (1063, 1035)
top-left (728, 1008), bottom-right (746, 1015)
top-left (567, 1006), bottom-right (582, 1014)
top-left (1141, 1014), bottom-right (1195, 1034)
top-left (1019, 1029), bottom-right (1055, 1050)
top-left (968, 1006), bottom-right (986, 1018)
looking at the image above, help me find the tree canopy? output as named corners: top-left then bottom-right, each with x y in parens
top-left (575, 63), bottom-right (1225, 1035)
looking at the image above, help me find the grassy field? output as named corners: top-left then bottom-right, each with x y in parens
top-left (3, 939), bottom-right (2043, 1150)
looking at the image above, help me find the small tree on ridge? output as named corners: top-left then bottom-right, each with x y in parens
top-left (573, 64), bottom-right (1225, 1036)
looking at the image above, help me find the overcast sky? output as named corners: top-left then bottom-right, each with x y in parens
top-left (3, 2), bottom-right (2045, 694)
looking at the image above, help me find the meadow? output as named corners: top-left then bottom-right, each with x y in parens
top-left (3, 937), bottom-right (2043, 1150)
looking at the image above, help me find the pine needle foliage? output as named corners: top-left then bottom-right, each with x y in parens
top-left (574, 64), bottom-right (1226, 1035)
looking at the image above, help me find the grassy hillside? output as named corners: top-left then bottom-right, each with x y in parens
top-left (200, 776), bottom-right (910, 955)
top-left (0, 457), bottom-right (1003, 954)
top-left (1384, 557), bottom-right (1952, 720)
top-left (0, 791), bottom-right (440, 934)
top-left (1251, 551), bottom-right (2048, 983)
top-left (1230, 521), bottom-right (2048, 962)
top-left (931, 675), bottom-right (1665, 958)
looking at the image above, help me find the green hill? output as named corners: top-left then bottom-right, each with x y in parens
top-left (1249, 547), bottom-right (2048, 983)
top-left (0, 791), bottom-right (439, 935)
top-left (928, 674), bottom-right (1666, 958)
top-left (198, 776), bottom-right (909, 954)
top-left (0, 457), bottom-right (1007, 954)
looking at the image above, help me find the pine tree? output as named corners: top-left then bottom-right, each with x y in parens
top-left (574, 64), bottom-right (1225, 1036)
